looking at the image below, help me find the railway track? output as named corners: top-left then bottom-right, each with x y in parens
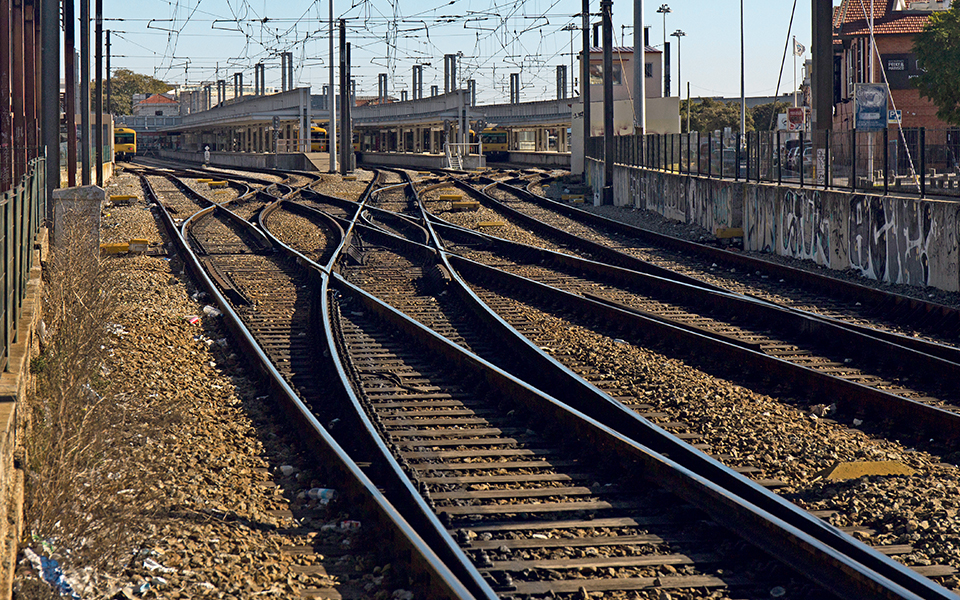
top-left (325, 275), bottom-right (941, 599)
top-left (130, 162), bottom-right (960, 598)
top-left (482, 178), bottom-right (960, 353)
top-left (137, 169), bottom-right (476, 599)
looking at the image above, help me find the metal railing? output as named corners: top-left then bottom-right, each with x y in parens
top-left (586, 128), bottom-right (960, 198)
top-left (0, 157), bottom-right (45, 371)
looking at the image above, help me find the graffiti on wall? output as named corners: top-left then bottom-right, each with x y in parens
top-left (848, 195), bottom-right (935, 286)
top-left (744, 187), bottom-right (778, 253)
top-left (778, 189), bottom-right (832, 265)
top-left (689, 183), bottom-right (732, 231)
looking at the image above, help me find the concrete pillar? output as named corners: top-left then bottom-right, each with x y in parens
top-left (52, 185), bottom-right (103, 251)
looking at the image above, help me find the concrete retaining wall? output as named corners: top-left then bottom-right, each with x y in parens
top-left (506, 151), bottom-right (571, 168)
top-left (587, 157), bottom-right (960, 293)
top-left (159, 150), bottom-right (315, 171)
top-left (0, 235), bottom-right (44, 598)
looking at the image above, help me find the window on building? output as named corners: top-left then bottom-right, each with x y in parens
top-left (155, 110), bottom-right (163, 116)
top-left (589, 63), bottom-right (623, 85)
top-left (645, 63), bottom-right (653, 78)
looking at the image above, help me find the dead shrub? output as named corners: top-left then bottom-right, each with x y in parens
top-left (20, 215), bottom-right (161, 591)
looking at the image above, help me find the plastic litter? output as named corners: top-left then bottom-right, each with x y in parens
top-left (280, 465), bottom-right (298, 477)
top-left (307, 488), bottom-right (336, 504)
top-left (22, 548), bottom-right (81, 599)
top-left (143, 558), bottom-right (176, 574)
top-left (340, 520), bottom-right (361, 530)
top-left (202, 305), bottom-right (222, 317)
top-left (184, 315), bottom-right (201, 325)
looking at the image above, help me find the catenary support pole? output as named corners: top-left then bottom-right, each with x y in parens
top-left (80, 0), bottom-right (90, 184)
top-left (95, 0), bottom-right (103, 186)
top-left (66, 0), bottom-right (77, 186)
top-left (582, 0), bottom-right (591, 180)
top-left (601, 0), bottom-right (614, 205)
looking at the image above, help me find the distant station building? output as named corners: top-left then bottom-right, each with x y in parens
top-left (832, 0), bottom-right (954, 130)
top-left (132, 93), bottom-right (179, 117)
top-left (580, 46), bottom-right (680, 136)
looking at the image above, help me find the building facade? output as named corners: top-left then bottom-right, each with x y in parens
top-left (833, 0), bottom-right (953, 131)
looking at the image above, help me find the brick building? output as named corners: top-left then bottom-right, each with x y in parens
top-left (132, 93), bottom-right (180, 117)
top-left (833, 0), bottom-right (953, 131)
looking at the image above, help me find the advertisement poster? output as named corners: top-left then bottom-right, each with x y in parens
top-left (854, 83), bottom-right (889, 132)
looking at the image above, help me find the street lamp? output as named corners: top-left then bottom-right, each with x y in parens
top-left (671, 29), bottom-right (685, 98)
top-left (657, 4), bottom-right (671, 97)
top-left (656, 4), bottom-right (671, 48)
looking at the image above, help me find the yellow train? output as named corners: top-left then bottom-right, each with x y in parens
top-left (310, 125), bottom-right (328, 152)
top-left (311, 124), bottom-right (359, 153)
top-left (480, 127), bottom-right (508, 161)
top-left (114, 127), bottom-right (137, 160)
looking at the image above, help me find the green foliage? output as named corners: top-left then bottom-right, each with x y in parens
top-left (96, 69), bottom-right (173, 115)
top-left (751, 101), bottom-right (792, 131)
top-left (679, 97), bottom-right (755, 134)
top-left (913, 4), bottom-right (960, 126)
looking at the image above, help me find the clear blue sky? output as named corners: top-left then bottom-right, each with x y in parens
top-left (97, 0), bottom-right (829, 105)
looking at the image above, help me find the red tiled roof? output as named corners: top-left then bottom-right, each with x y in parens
top-left (138, 94), bottom-right (177, 105)
top-left (835, 0), bottom-right (932, 36)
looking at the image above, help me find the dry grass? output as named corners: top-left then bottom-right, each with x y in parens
top-left (19, 214), bottom-right (162, 592)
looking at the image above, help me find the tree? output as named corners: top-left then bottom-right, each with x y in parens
top-left (914, 3), bottom-right (960, 126)
top-left (95, 69), bottom-right (174, 115)
top-left (679, 97), bottom-right (754, 133)
top-left (751, 100), bottom-right (792, 131)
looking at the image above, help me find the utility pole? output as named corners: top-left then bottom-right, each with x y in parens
top-left (339, 19), bottom-right (349, 174)
top-left (96, 0), bottom-right (104, 185)
top-left (106, 30), bottom-right (111, 116)
top-left (633, 0), bottom-right (645, 135)
top-left (582, 0), bottom-right (591, 180)
top-left (812, 0), bottom-right (833, 131)
top-left (328, 1), bottom-right (337, 172)
top-left (602, 0), bottom-right (614, 205)
top-left (81, 0), bottom-right (91, 184)
top-left (66, 0), bottom-right (77, 187)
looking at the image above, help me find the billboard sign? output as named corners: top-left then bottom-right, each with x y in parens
top-left (854, 83), bottom-right (888, 132)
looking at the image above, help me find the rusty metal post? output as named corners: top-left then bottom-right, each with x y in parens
top-left (65, 0), bottom-right (77, 186)
top-left (41, 0), bottom-right (60, 201)
top-left (0, 0), bottom-right (12, 192)
top-left (12, 0), bottom-right (25, 181)
top-left (25, 0), bottom-right (38, 163)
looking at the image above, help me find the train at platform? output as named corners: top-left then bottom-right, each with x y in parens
top-left (113, 127), bottom-right (137, 160)
top-left (479, 127), bottom-right (509, 161)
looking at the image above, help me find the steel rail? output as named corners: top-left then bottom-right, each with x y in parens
top-left (324, 272), bottom-right (931, 600)
top-left (405, 174), bottom-right (960, 600)
top-left (507, 178), bottom-right (960, 357)
top-left (136, 171), bottom-right (475, 600)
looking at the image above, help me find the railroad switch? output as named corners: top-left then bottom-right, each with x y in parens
top-left (439, 193), bottom-right (462, 201)
top-left (343, 175), bottom-right (358, 181)
top-left (196, 178), bottom-right (214, 183)
top-left (562, 194), bottom-right (585, 204)
top-left (207, 181), bottom-right (228, 189)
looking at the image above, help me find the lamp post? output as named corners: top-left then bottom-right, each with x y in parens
top-left (671, 29), bottom-right (685, 98)
top-left (656, 4), bottom-right (671, 48)
top-left (657, 4), bottom-right (671, 97)
top-left (563, 22), bottom-right (578, 97)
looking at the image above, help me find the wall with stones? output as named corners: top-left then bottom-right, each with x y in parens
top-left (587, 157), bottom-right (960, 292)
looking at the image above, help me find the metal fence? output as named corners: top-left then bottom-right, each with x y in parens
top-left (0, 157), bottom-right (45, 372)
top-left (586, 128), bottom-right (960, 198)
